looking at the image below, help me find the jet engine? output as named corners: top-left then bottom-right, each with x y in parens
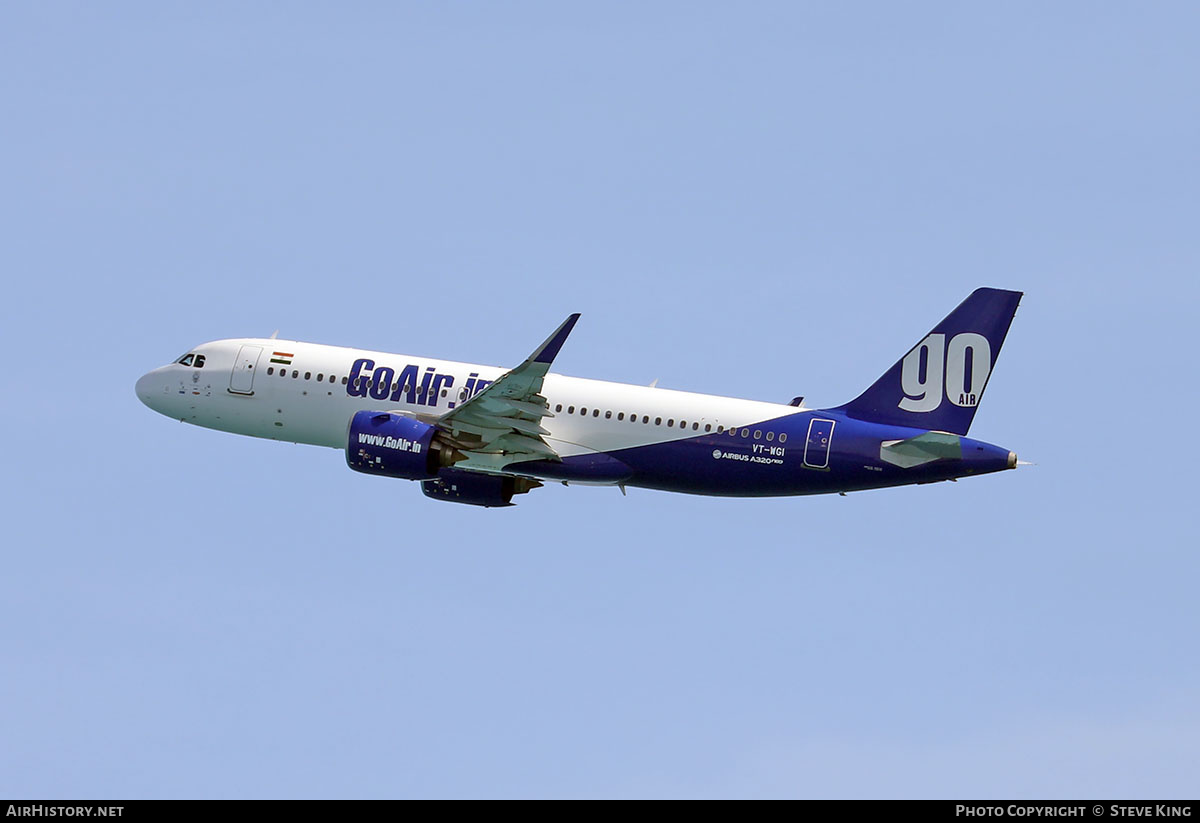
top-left (347, 411), bottom-right (540, 505)
top-left (421, 469), bottom-right (541, 508)
top-left (346, 411), bottom-right (448, 480)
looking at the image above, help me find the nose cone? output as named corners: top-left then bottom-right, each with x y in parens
top-left (136, 368), bottom-right (169, 413)
top-left (135, 371), bottom-right (154, 407)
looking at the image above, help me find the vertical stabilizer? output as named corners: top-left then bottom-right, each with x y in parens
top-left (833, 288), bottom-right (1022, 435)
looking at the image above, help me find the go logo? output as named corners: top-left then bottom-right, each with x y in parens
top-left (899, 333), bottom-right (991, 412)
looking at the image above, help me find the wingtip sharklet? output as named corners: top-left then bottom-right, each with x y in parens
top-left (531, 313), bottom-right (581, 365)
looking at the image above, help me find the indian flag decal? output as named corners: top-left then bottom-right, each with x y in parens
top-left (270, 351), bottom-right (294, 365)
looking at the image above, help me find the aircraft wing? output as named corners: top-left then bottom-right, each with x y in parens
top-left (435, 313), bottom-right (580, 472)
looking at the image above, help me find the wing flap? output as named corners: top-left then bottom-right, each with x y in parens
top-left (492, 397), bottom-right (552, 417)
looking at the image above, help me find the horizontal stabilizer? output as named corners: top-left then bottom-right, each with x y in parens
top-left (880, 432), bottom-right (962, 469)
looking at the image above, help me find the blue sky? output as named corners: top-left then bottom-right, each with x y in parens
top-left (2, 3), bottom-right (1197, 798)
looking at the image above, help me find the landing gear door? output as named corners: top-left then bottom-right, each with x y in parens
top-left (229, 345), bottom-right (262, 395)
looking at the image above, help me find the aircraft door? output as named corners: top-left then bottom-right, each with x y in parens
top-left (803, 418), bottom-right (836, 469)
top-left (229, 345), bottom-right (262, 395)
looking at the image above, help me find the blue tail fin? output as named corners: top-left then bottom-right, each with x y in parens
top-left (833, 287), bottom-right (1022, 435)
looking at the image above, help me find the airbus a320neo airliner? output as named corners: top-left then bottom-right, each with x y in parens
top-left (136, 288), bottom-right (1023, 507)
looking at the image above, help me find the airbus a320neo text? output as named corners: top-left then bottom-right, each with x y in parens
top-left (136, 288), bottom-right (1024, 507)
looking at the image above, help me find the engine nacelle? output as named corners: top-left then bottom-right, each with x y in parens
top-left (346, 411), bottom-right (439, 480)
top-left (421, 469), bottom-right (541, 508)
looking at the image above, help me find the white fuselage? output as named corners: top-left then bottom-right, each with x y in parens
top-left (136, 338), bottom-right (803, 470)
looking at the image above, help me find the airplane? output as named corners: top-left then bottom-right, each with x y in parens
top-left (135, 287), bottom-right (1023, 507)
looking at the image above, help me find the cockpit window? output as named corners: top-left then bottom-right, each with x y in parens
top-left (194, 355), bottom-right (206, 368)
top-left (177, 354), bottom-right (194, 366)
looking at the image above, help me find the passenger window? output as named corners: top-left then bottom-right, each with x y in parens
top-left (194, 355), bottom-right (206, 368)
top-left (581, 407), bottom-right (587, 415)
top-left (330, 375), bottom-right (336, 383)
top-left (605, 411), bottom-right (612, 419)
top-left (754, 430), bottom-right (761, 440)
top-left (555, 404), bottom-right (563, 413)
top-left (267, 367), bottom-right (274, 375)
top-left (317, 373), bottom-right (323, 381)
top-left (617, 412), bottom-right (624, 421)
top-left (655, 417), bottom-right (662, 425)
top-left (741, 429), bottom-right (749, 438)
top-left (642, 415), bottom-right (649, 424)
top-left (779, 433), bottom-right (787, 444)
top-left (767, 431), bottom-right (774, 441)
top-left (693, 422), bottom-right (700, 431)
top-left (305, 372), bottom-right (311, 380)
top-left (342, 377), bottom-right (348, 385)
top-left (568, 406), bottom-right (575, 414)
top-left (292, 370), bottom-right (299, 378)
top-left (717, 425), bottom-right (724, 433)
top-left (593, 409), bottom-right (599, 417)
top-left (667, 419), bottom-right (674, 427)
top-left (178, 354), bottom-right (194, 366)
top-left (680, 420), bottom-right (686, 428)
top-left (729, 427), bottom-right (737, 436)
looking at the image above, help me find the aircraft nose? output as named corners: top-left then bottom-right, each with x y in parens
top-left (135, 370), bottom-right (158, 408)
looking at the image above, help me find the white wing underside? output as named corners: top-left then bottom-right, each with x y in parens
top-left (433, 314), bottom-right (580, 475)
